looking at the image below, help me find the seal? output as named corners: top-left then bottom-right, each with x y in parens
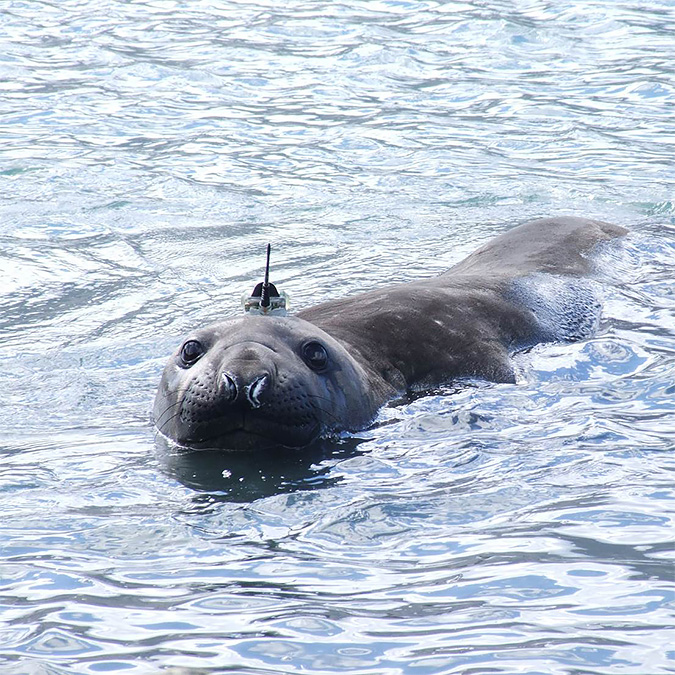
top-left (154, 216), bottom-right (627, 450)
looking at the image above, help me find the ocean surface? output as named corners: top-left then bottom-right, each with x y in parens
top-left (1, 1), bottom-right (674, 673)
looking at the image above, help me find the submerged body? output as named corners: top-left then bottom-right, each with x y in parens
top-left (154, 217), bottom-right (627, 450)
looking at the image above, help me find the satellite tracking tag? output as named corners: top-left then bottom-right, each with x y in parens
top-left (242, 244), bottom-right (288, 316)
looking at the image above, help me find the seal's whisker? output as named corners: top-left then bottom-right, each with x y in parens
top-left (155, 406), bottom-right (184, 433)
top-left (154, 399), bottom-right (183, 426)
top-left (304, 392), bottom-right (338, 406)
top-left (304, 395), bottom-right (341, 422)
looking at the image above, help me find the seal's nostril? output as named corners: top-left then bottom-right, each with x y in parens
top-left (246, 375), bottom-right (268, 409)
top-left (222, 372), bottom-right (238, 402)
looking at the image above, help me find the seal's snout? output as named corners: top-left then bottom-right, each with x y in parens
top-left (246, 375), bottom-right (268, 409)
top-left (221, 372), bottom-right (238, 403)
top-left (213, 341), bottom-right (278, 410)
top-left (220, 370), bottom-right (270, 410)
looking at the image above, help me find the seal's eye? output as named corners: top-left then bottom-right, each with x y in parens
top-left (180, 340), bottom-right (204, 367)
top-left (301, 341), bottom-right (329, 371)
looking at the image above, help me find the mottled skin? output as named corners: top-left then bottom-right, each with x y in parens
top-left (154, 217), bottom-right (627, 450)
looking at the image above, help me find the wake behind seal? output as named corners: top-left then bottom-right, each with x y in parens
top-left (153, 216), bottom-right (627, 451)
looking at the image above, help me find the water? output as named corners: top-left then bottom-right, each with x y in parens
top-left (1, 0), bottom-right (674, 673)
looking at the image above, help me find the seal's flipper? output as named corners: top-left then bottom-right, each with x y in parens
top-left (507, 275), bottom-right (602, 344)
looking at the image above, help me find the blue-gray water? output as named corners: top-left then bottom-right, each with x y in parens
top-left (1, 1), bottom-right (674, 674)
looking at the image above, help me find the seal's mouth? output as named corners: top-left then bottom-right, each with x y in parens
top-left (180, 416), bottom-right (322, 451)
top-left (186, 429), bottom-right (278, 452)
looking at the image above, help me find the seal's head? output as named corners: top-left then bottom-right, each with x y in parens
top-left (153, 315), bottom-right (376, 450)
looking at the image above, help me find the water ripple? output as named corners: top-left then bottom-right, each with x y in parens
top-left (2, 0), bottom-right (675, 673)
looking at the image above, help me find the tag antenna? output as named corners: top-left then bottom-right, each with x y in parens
top-left (261, 243), bottom-right (272, 308)
top-left (242, 243), bottom-right (288, 316)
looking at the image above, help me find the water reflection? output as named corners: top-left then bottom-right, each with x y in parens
top-left (156, 435), bottom-right (365, 501)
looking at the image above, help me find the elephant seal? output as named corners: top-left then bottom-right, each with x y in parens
top-left (154, 216), bottom-right (627, 450)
